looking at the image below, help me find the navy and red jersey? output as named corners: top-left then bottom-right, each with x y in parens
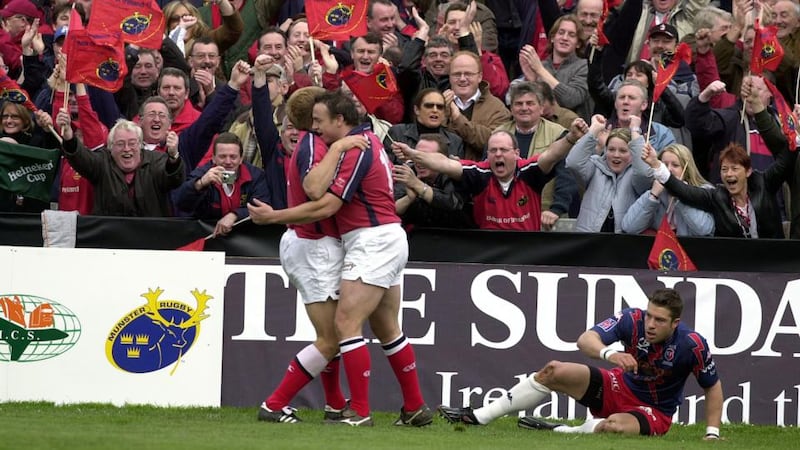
top-left (459, 157), bottom-right (553, 231)
top-left (328, 124), bottom-right (401, 235)
top-left (591, 308), bottom-right (719, 416)
top-left (286, 131), bottom-right (340, 239)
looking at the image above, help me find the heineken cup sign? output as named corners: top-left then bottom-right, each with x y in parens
top-left (0, 140), bottom-right (60, 202)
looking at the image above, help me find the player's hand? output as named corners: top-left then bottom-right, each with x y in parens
top-left (608, 352), bottom-right (638, 373)
top-left (330, 135), bottom-right (369, 153)
top-left (247, 198), bottom-right (276, 225)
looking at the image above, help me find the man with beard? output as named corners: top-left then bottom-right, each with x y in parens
top-left (395, 123), bottom-right (586, 231)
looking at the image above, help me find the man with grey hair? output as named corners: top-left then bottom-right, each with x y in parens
top-left (55, 114), bottom-right (184, 217)
top-left (693, 5), bottom-right (732, 45)
top-left (495, 81), bottom-right (580, 230)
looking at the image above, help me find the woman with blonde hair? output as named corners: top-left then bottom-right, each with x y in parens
top-left (622, 143), bottom-right (715, 236)
top-left (163, 0), bottom-right (243, 59)
top-left (566, 114), bottom-right (652, 232)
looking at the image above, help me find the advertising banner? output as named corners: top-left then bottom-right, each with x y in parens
top-left (0, 246), bottom-right (226, 407)
top-left (222, 259), bottom-right (800, 426)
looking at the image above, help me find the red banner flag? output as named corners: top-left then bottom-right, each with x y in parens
top-left (648, 216), bottom-right (697, 271)
top-left (751, 19), bottom-right (784, 75)
top-left (177, 237), bottom-right (206, 251)
top-left (652, 42), bottom-right (692, 102)
top-left (69, 5), bottom-right (84, 30)
top-left (341, 63), bottom-right (398, 115)
top-left (763, 78), bottom-right (797, 149)
top-left (63, 29), bottom-right (128, 92)
top-left (86, 0), bottom-right (164, 49)
top-left (595, 0), bottom-right (621, 47)
top-left (0, 67), bottom-right (37, 111)
top-left (306, 0), bottom-right (368, 41)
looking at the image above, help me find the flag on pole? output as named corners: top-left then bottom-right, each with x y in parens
top-left (750, 19), bottom-right (784, 75)
top-left (306, 0), bottom-right (368, 41)
top-left (764, 78), bottom-right (797, 149)
top-left (0, 140), bottom-right (60, 203)
top-left (341, 63), bottom-right (398, 115)
top-left (652, 42), bottom-right (692, 102)
top-left (0, 67), bottom-right (37, 111)
top-left (63, 29), bottom-right (128, 92)
top-left (86, 0), bottom-right (165, 49)
top-left (177, 237), bottom-right (206, 251)
top-left (648, 216), bottom-right (697, 271)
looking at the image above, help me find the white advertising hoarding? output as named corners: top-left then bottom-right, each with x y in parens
top-left (0, 246), bottom-right (225, 407)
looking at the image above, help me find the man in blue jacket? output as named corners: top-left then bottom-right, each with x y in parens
top-left (175, 132), bottom-right (270, 235)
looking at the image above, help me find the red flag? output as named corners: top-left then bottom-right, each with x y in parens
top-left (177, 237), bottom-right (206, 251)
top-left (652, 42), bottom-right (692, 102)
top-left (763, 78), bottom-right (797, 149)
top-left (63, 29), bottom-right (128, 92)
top-left (0, 67), bottom-right (37, 111)
top-left (750, 19), bottom-right (784, 75)
top-left (69, 5), bottom-right (84, 30)
top-left (86, 0), bottom-right (164, 49)
top-left (648, 216), bottom-right (697, 271)
top-left (341, 63), bottom-right (398, 115)
top-left (306, 0), bottom-right (368, 41)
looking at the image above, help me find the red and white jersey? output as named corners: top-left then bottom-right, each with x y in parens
top-left (328, 125), bottom-right (400, 235)
top-left (286, 131), bottom-right (340, 239)
top-left (459, 157), bottom-right (553, 231)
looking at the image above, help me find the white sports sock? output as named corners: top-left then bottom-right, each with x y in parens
top-left (554, 418), bottom-right (604, 433)
top-left (473, 373), bottom-right (551, 424)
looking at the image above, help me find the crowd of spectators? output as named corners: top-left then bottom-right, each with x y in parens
top-left (1, 0), bottom-right (799, 239)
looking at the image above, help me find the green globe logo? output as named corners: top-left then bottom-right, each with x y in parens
top-left (0, 294), bottom-right (81, 362)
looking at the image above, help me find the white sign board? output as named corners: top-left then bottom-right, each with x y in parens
top-left (0, 246), bottom-right (225, 407)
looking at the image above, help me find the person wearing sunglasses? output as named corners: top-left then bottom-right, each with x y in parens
top-left (385, 88), bottom-right (464, 162)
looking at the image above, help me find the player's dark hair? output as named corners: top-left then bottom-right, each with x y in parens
top-left (315, 91), bottom-right (360, 126)
top-left (649, 288), bottom-right (684, 320)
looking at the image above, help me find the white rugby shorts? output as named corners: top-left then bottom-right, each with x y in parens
top-left (279, 229), bottom-right (344, 304)
top-left (341, 223), bottom-right (408, 288)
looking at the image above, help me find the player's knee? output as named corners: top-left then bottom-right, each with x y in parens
top-left (314, 337), bottom-right (340, 359)
top-left (536, 360), bottom-right (567, 385)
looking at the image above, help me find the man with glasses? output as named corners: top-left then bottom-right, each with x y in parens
top-left (54, 113), bottom-right (184, 217)
top-left (187, 37), bottom-right (225, 109)
top-left (395, 123), bottom-right (586, 230)
top-left (397, 32), bottom-right (454, 122)
top-left (444, 51), bottom-right (510, 160)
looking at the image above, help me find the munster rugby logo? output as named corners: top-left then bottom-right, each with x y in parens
top-left (656, 249), bottom-right (679, 271)
top-left (0, 294), bottom-right (80, 362)
top-left (325, 2), bottom-right (354, 26)
top-left (106, 288), bottom-right (211, 375)
top-left (0, 88), bottom-right (30, 104)
top-left (120, 12), bottom-right (152, 36)
top-left (97, 59), bottom-right (122, 82)
top-left (760, 44), bottom-right (776, 59)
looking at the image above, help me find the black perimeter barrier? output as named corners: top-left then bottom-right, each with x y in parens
top-left (3, 212), bottom-right (798, 272)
